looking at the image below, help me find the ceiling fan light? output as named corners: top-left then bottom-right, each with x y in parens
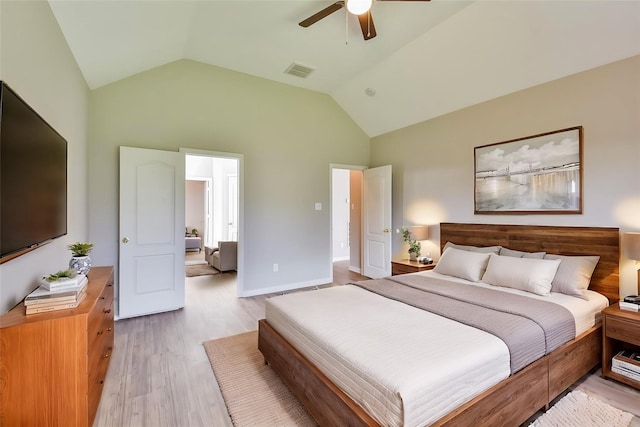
top-left (346, 0), bottom-right (373, 15)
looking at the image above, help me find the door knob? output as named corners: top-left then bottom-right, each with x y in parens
top-left (383, 229), bottom-right (390, 233)
top-left (122, 237), bottom-right (129, 243)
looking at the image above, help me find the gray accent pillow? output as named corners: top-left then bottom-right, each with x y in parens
top-left (499, 247), bottom-right (546, 259)
top-left (443, 241), bottom-right (501, 254)
top-left (543, 254), bottom-right (600, 299)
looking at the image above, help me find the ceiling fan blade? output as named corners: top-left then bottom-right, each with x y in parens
top-left (357, 11), bottom-right (377, 40)
top-left (299, 1), bottom-right (345, 28)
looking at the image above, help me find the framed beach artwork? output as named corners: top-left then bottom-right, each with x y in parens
top-left (474, 126), bottom-right (583, 214)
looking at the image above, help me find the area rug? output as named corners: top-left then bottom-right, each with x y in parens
top-left (203, 331), bottom-right (316, 427)
top-left (185, 263), bottom-right (219, 277)
top-left (530, 389), bottom-right (633, 427)
top-left (186, 259), bottom-right (207, 266)
top-left (204, 332), bottom-right (634, 427)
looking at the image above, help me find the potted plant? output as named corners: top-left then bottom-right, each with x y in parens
top-left (68, 242), bottom-right (94, 275)
top-left (191, 228), bottom-right (199, 237)
top-left (400, 228), bottom-right (421, 261)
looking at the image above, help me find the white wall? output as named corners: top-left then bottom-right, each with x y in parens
top-left (88, 59), bottom-right (370, 307)
top-left (371, 55), bottom-right (640, 298)
top-left (0, 1), bottom-right (89, 314)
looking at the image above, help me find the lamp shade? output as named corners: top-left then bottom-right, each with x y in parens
top-left (623, 232), bottom-right (640, 260)
top-left (346, 0), bottom-right (372, 15)
top-left (408, 226), bottom-right (429, 241)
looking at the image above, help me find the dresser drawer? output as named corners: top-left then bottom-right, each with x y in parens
top-left (87, 353), bottom-right (111, 426)
top-left (88, 285), bottom-right (113, 341)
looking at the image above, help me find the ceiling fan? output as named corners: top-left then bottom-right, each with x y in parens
top-left (299, 0), bottom-right (431, 41)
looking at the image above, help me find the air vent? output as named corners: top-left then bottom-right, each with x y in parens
top-left (284, 63), bottom-right (315, 79)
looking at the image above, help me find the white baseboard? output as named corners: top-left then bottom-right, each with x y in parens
top-left (332, 256), bottom-right (350, 262)
top-left (240, 276), bottom-right (332, 297)
top-left (348, 266), bottom-right (361, 274)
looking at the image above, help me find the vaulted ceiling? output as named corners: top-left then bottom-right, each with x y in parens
top-left (49, 0), bottom-right (640, 137)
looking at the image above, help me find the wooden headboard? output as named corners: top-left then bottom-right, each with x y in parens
top-left (440, 223), bottom-right (620, 302)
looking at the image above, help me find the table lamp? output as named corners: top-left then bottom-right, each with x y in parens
top-left (622, 232), bottom-right (640, 294)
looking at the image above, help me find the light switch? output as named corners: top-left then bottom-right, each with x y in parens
top-left (315, 203), bottom-right (322, 211)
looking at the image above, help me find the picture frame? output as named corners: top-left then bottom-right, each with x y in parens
top-left (474, 126), bottom-right (583, 214)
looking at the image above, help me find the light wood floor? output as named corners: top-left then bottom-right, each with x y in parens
top-left (94, 261), bottom-right (640, 426)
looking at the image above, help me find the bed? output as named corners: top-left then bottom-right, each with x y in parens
top-left (258, 223), bottom-right (620, 426)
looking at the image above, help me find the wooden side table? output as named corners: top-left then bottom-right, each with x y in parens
top-left (391, 259), bottom-right (436, 275)
top-left (602, 303), bottom-right (640, 390)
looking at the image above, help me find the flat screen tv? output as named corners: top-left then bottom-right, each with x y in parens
top-left (0, 81), bottom-right (67, 260)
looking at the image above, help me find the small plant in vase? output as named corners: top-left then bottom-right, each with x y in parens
top-left (68, 242), bottom-right (94, 275)
top-left (400, 228), bottom-right (421, 261)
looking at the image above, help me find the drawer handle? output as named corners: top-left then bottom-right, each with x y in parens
top-left (104, 353), bottom-right (110, 359)
top-left (101, 296), bottom-right (106, 300)
top-left (99, 380), bottom-right (104, 385)
top-left (97, 330), bottom-right (103, 335)
top-left (107, 327), bottom-right (113, 332)
top-left (103, 308), bottom-right (111, 314)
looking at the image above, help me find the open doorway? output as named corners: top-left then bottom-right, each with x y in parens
top-left (331, 165), bottom-right (365, 278)
top-left (183, 149), bottom-right (242, 293)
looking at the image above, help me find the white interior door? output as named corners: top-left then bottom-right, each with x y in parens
top-left (363, 165), bottom-right (392, 278)
top-left (119, 146), bottom-right (185, 319)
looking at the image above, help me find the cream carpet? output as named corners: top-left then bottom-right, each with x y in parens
top-left (530, 389), bottom-right (633, 427)
top-left (204, 331), bottom-right (634, 427)
top-left (203, 331), bottom-right (316, 427)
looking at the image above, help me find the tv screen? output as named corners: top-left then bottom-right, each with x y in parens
top-left (0, 81), bottom-right (68, 259)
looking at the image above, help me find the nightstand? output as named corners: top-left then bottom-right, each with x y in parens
top-left (391, 259), bottom-right (436, 275)
top-left (602, 303), bottom-right (640, 390)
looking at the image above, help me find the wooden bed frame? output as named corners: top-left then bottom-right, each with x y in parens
top-left (258, 223), bottom-right (620, 426)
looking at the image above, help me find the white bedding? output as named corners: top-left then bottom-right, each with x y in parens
top-left (264, 273), bottom-right (608, 427)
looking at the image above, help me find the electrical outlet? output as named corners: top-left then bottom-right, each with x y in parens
top-left (273, 263), bottom-right (279, 272)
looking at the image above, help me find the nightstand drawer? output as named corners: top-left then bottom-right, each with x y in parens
top-left (391, 260), bottom-right (436, 276)
top-left (606, 316), bottom-right (640, 346)
top-left (392, 264), bottom-right (418, 275)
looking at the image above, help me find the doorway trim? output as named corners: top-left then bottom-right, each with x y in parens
top-left (181, 147), bottom-right (244, 296)
top-left (329, 163), bottom-right (367, 283)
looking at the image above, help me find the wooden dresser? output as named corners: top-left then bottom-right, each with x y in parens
top-left (0, 266), bottom-right (114, 426)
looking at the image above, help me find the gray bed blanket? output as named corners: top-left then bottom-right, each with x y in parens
top-left (352, 275), bottom-right (575, 373)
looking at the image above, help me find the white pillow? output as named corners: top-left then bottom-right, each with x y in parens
top-left (481, 254), bottom-right (561, 296)
top-left (434, 247), bottom-right (491, 282)
top-left (544, 254), bottom-right (600, 299)
top-left (443, 241), bottom-right (501, 254)
top-left (499, 247), bottom-right (546, 259)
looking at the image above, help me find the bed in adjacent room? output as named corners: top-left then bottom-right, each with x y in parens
top-left (258, 223), bottom-right (620, 426)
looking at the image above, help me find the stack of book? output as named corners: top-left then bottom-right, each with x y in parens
top-left (612, 350), bottom-right (640, 383)
top-left (24, 274), bottom-right (88, 315)
top-left (620, 295), bottom-right (640, 311)
top-left (619, 295), bottom-right (640, 312)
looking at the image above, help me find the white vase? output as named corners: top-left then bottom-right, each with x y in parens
top-left (409, 252), bottom-right (418, 261)
top-left (69, 255), bottom-right (92, 275)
